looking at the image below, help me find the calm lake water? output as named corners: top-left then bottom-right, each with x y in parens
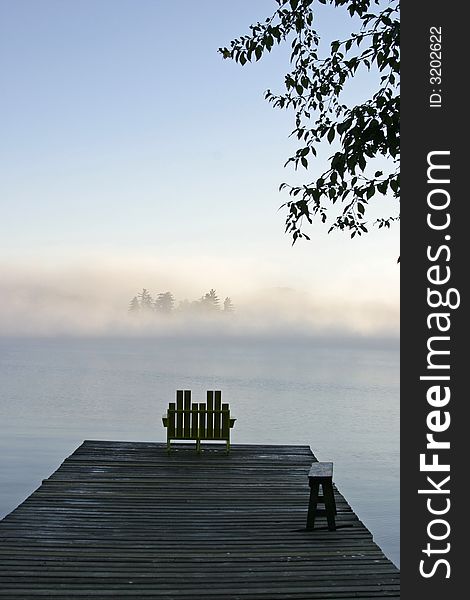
top-left (0, 335), bottom-right (399, 566)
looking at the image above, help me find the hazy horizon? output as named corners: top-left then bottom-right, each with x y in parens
top-left (0, 254), bottom-right (398, 338)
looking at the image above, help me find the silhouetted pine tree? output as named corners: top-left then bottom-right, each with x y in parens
top-left (138, 288), bottom-right (154, 312)
top-left (223, 297), bottom-right (235, 313)
top-left (128, 296), bottom-right (140, 313)
top-left (154, 292), bottom-right (175, 314)
top-left (201, 289), bottom-right (220, 311)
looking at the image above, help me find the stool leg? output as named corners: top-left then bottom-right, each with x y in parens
top-left (323, 481), bottom-right (337, 531)
top-left (306, 481), bottom-right (320, 530)
top-left (332, 486), bottom-right (337, 515)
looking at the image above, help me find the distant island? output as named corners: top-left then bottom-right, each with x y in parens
top-left (128, 288), bottom-right (235, 316)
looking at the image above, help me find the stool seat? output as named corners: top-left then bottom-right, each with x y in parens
top-left (308, 461), bottom-right (333, 479)
top-left (306, 461), bottom-right (337, 531)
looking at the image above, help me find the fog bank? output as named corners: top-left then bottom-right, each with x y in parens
top-left (0, 262), bottom-right (398, 338)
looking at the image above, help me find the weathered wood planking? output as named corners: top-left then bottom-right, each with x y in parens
top-left (0, 441), bottom-right (400, 598)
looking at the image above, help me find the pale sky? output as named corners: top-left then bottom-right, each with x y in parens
top-left (0, 0), bottom-right (399, 335)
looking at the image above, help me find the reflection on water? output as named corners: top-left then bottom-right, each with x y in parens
top-left (0, 335), bottom-right (399, 566)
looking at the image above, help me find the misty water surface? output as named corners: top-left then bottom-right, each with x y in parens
top-left (0, 335), bottom-right (399, 566)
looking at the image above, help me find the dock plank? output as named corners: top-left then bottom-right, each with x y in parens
top-left (0, 441), bottom-right (399, 598)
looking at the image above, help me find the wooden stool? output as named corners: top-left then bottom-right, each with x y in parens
top-left (306, 462), bottom-right (337, 531)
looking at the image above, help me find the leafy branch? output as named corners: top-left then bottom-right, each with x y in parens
top-left (219, 0), bottom-right (400, 242)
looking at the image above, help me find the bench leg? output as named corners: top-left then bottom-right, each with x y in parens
top-left (167, 436), bottom-right (171, 453)
top-left (196, 438), bottom-right (201, 454)
top-left (226, 439), bottom-right (230, 454)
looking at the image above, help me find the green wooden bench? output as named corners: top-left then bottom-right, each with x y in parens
top-left (162, 390), bottom-right (236, 453)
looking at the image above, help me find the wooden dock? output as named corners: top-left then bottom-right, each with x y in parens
top-left (0, 441), bottom-right (400, 598)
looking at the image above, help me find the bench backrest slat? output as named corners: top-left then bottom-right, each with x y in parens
top-left (176, 391), bottom-right (184, 437)
top-left (199, 402), bottom-right (206, 437)
top-left (183, 390), bottom-right (191, 437)
top-left (213, 391), bottom-right (222, 439)
top-left (206, 391), bottom-right (214, 438)
top-left (191, 403), bottom-right (198, 439)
